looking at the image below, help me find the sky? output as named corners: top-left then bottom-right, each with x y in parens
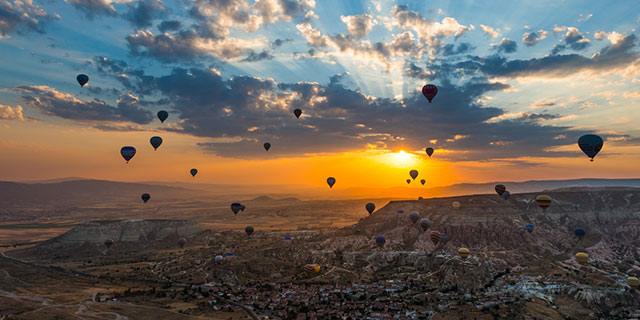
top-left (0, 0), bottom-right (639, 190)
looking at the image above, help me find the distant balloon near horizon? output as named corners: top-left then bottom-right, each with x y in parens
top-left (409, 212), bottom-right (420, 224)
top-left (419, 218), bottom-right (432, 231)
top-left (263, 142), bottom-right (271, 151)
top-left (245, 225), bottom-right (254, 237)
top-left (535, 195), bottom-right (552, 211)
top-left (406, 179), bottom-right (411, 185)
top-left (293, 108), bottom-right (302, 118)
top-left (120, 146), bottom-right (136, 163)
top-left (150, 136), bottom-right (163, 150)
top-left (190, 168), bottom-right (198, 177)
top-left (452, 201), bottom-right (461, 209)
top-left (327, 177), bottom-right (336, 188)
top-left (420, 179), bottom-right (426, 186)
top-left (230, 202), bottom-right (245, 214)
top-left (525, 223), bottom-right (535, 233)
top-left (409, 169), bottom-right (419, 180)
top-left (578, 134), bottom-right (604, 161)
top-left (425, 147), bottom-right (434, 157)
top-left (177, 238), bottom-right (187, 248)
top-left (495, 184), bottom-right (506, 196)
top-left (575, 252), bottom-right (589, 265)
top-left (365, 202), bottom-right (375, 215)
top-left (157, 110), bottom-right (169, 123)
top-left (574, 228), bottom-right (586, 238)
top-left (141, 193), bottom-right (150, 203)
top-left (421, 84), bottom-right (438, 103)
top-left (375, 235), bottom-right (386, 247)
top-left (76, 74), bottom-right (89, 87)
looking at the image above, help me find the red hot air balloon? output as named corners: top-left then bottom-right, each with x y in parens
top-left (421, 84), bottom-right (438, 103)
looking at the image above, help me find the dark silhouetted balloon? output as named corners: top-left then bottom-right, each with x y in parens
top-left (230, 202), bottom-right (244, 214)
top-left (375, 235), bottom-right (386, 247)
top-left (419, 218), bottom-right (432, 231)
top-left (141, 193), bottom-right (150, 203)
top-left (157, 110), bottom-right (169, 123)
top-left (327, 177), bottom-right (336, 188)
top-left (406, 179), bottom-right (411, 184)
top-left (501, 191), bottom-right (510, 200)
top-left (150, 136), bottom-right (163, 150)
top-left (430, 231), bottom-right (441, 245)
top-left (245, 225), bottom-right (254, 237)
top-left (575, 228), bottom-right (586, 238)
top-left (104, 239), bottom-right (114, 249)
top-left (422, 84), bottom-right (438, 103)
top-left (535, 195), bottom-right (552, 210)
top-left (409, 169), bottom-right (419, 180)
top-left (426, 147), bottom-right (434, 157)
top-left (495, 184), bottom-right (506, 196)
top-left (76, 74), bottom-right (89, 87)
top-left (525, 223), bottom-right (534, 233)
top-left (263, 142), bottom-right (271, 151)
top-left (409, 212), bottom-right (420, 224)
top-left (293, 108), bottom-right (302, 118)
top-left (178, 238), bottom-right (187, 248)
top-left (365, 202), bottom-right (375, 215)
top-left (420, 179), bottom-right (426, 186)
top-left (120, 146), bottom-right (136, 163)
top-left (190, 168), bottom-right (198, 177)
top-left (578, 134), bottom-right (603, 161)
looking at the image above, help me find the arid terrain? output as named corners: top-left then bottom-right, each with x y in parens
top-left (1, 182), bottom-right (640, 319)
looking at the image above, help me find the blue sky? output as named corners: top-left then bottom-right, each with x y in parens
top-left (0, 0), bottom-right (639, 184)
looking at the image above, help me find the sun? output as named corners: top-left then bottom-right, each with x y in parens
top-left (382, 150), bottom-right (419, 168)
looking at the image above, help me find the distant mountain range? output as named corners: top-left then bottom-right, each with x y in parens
top-left (2, 178), bottom-right (639, 206)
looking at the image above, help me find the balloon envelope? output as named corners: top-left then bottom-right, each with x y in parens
top-left (230, 203), bottom-right (244, 214)
top-left (104, 239), bottom-right (114, 248)
top-left (293, 109), bottom-right (302, 118)
top-left (157, 110), bottom-right (169, 123)
top-left (422, 84), bottom-right (438, 102)
top-left (409, 212), bottom-right (420, 224)
top-left (501, 191), bottom-right (511, 200)
top-left (458, 247), bottom-right (470, 259)
top-left (409, 169), bottom-right (419, 180)
top-left (120, 146), bottom-right (136, 163)
top-left (327, 177), bottom-right (336, 188)
top-left (214, 255), bottom-right (224, 263)
top-left (76, 74), bottom-right (89, 87)
top-left (365, 202), bottom-right (375, 215)
top-left (578, 134), bottom-right (603, 161)
top-left (627, 276), bottom-right (640, 288)
top-left (419, 218), bottom-right (432, 231)
top-left (406, 179), bottom-right (411, 184)
top-left (150, 136), bottom-right (163, 150)
top-left (535, 195), bottom-right (552, 210)
top-left (495, 184), bottom-right (506, 196)
top-left (574, 228), bottom-right (586, 238)
top-left (420, 179), bottom-right (426, 186)
top-left (452, 201), bottom-right (461, 209)
top-left (190, 168), bottom-right (198, 177)
top-left (141, 193), bottom-right (150, 203)
top-left (375, 235), bottom-right (386, 247)
top-left (426, 147), bottom-right (434, 157)
top-left (430, 231), bottom-right (441, 245)
top-left (575, 252), bottom-right (589, 265)
top-left (263, 142), bottom-right (271, 151)
top-left (177, 238), bottom-right (187, 248)
top-left (304, 264), bottom-right (321, 273)
top-left (525, 223), bottom-right (534, 233)
top-left (245, 225), bottom-right (254, 236)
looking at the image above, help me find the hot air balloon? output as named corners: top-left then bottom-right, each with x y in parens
top-left (420, 179), bottom-right (426, 186)
top-left (430, 231), bottom-right (441, 245)
top-left (440, 233), bottom-right (450, 244)
top-left (293, 108), bottom-right (302, 118)
top-left (365, 202), bottom-right (376, 215)
top-left (495, 184), bottom-right (506, 196)
top-left (409, 212), bottom-right (420, 224)
top-left (452, 201), bottom-right (461, 209)
top-left (177, 238), bottom-right (187, 248)
top-left (501, 191), bottom-right (511, 201)
top-left (157, 110), bottom-right (169, 123)
top-left (263, 142), bottom-right (271, 151)
top-left (141, 193), bottom-right (151, 203)
top-left (150, 136), bottom-right (163, 150)
top-left (421, 84), bottom-right (438, 103)
top-left (375, 235), bottom-right (386, 247)
top-left (419, 218), bottom-right (432, 231)
top-left (284, 234), bottom-right (293, 241)
top-left (190, 168), bottom-right (198, 177)
top-left (120, 146), bottom-right (136, 163)
top-left (525, 223), bottom-right (534, 233)
top-left (575, 252), bottom-right (589, 265)
top-left (578, 134), bottom-right (603, 161)
top-left (76, 74), bottom-right (89, 87)
top-left (104, 239), bottom-right (114, 249)
top-left (214, 255), bottom-right (224, 263)
top-left (458, 247), bottom-right (470, 259)
top-left (574, 228), bottom-right (586, 239)
top-left (327, 177), bottom-right (336, 188)
top-left (406, 179), bottom-right (411, 184)
top-left (230, 203), bottom-right (244, 214)
top-left (409, 169), bottom-right (419, 180)
top-left (535, 195), bottom-right (552, 211)
top-left (304, 264), bottom-right (321, 273)
top-left (627, 276), bottom-right (640, 288)
top-left (245, 225), bottom-right (254, 237)
top-left (426, 147), bottom-right (434, 157)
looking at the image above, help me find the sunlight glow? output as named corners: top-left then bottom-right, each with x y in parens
top-left (382, 150), bottom-right (419, 168)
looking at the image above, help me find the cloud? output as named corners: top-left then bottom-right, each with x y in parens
top-left (495, 38), bottom-right (517, 53)
top-left (594, 31), bottom-right (625, 45)
top-left (551, 26), bottom-right (590, 54)
top-left (0, 0), bottom-right (57, 35)
top-left (125, 0), bottom-right (166, 27)
top-left (0, 104), bottom-right (24, 121)
top-left (479, 24), bottom-right (499, 38)
top-left (340, 14), bottom-right (374, 38)
top-left (66, 0), bottom-right (126, 19)
top-left (390, 5), bottom-right (470, 47)
top-left (241, 49), bottom-right (274, 62)
top-left (439, 42), bottom-right (473, 56)
top-left (157, 19), bottom-right (180, 32)
top-left (522, 29), bottom-right (547, 47)
top-left (15, 85), bottom-right (153, 124)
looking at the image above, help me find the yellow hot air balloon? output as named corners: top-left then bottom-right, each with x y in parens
top-left (458, 247), bottom-right (470, 259)
top-left (575, 252), bottom-right (589, 265)
top-left (627, 276), bottom-right (640, 288)
top-left (304, 264), bottom-right (321, 273)
top-left (452, 201), bottom-right (461, 209)
top-left (535, 195), bottom-right (552, 211)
